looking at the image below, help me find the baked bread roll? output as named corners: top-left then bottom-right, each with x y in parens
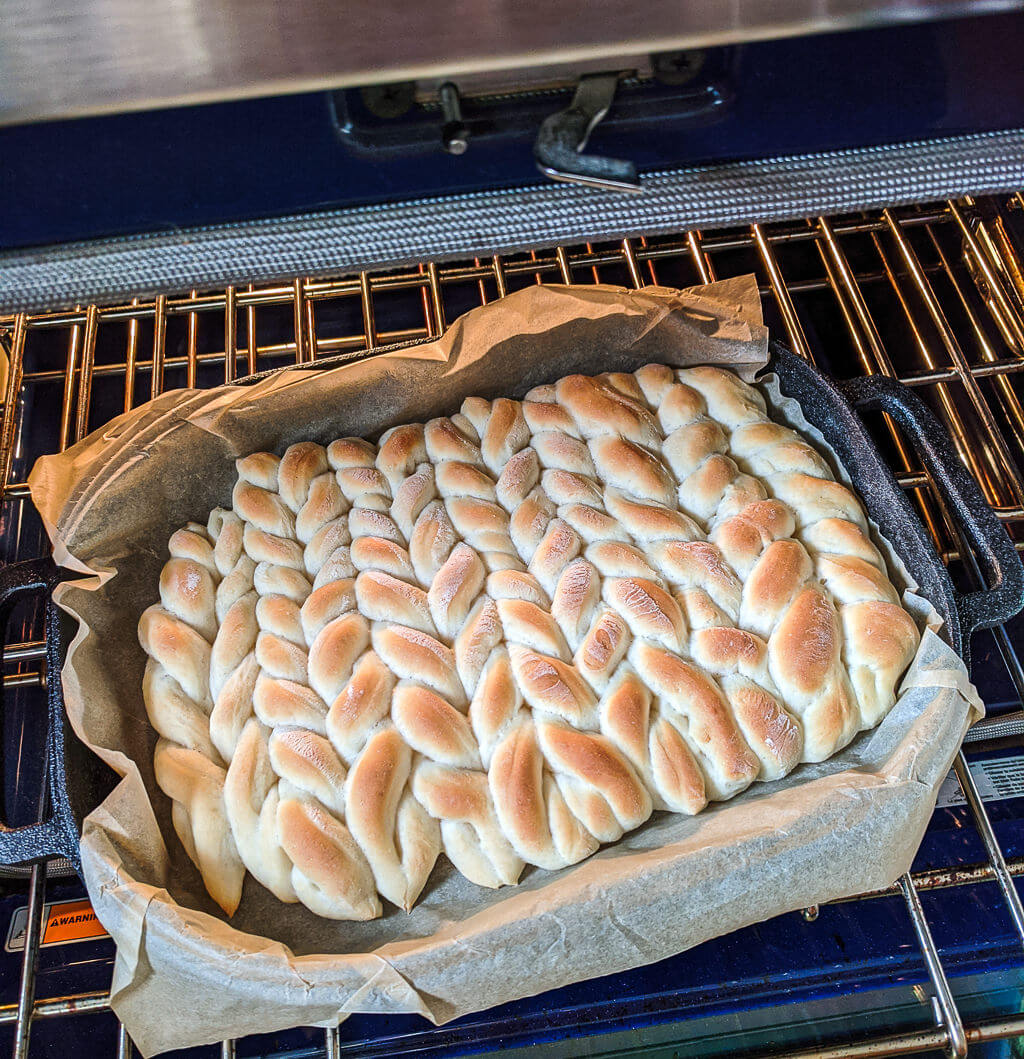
top-left (139, 364), bottom-right (920, 920)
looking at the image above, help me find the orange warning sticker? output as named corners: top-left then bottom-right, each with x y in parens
top-left (5, 898), bottom-right (109, 952)
top-left (42, 900), bottom-right (106, 945)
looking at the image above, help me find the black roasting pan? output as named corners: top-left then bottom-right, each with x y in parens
top-left (0, 342), bottom-right (1021, 873)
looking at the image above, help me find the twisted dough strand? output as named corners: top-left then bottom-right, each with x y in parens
top-left (139, 519), bottom-right (246, 914)
top-left (141, 365), bottom-right (920, 919)
top-left (224, 444), bottom-right (383, 918)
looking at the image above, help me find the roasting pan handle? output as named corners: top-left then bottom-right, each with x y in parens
top-left (842, 374), bottom-right (1024, 636)
top-left (0, 557), bottom-right (79, 866)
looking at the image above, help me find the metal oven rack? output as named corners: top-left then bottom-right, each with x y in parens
top-left (1, 195), bottom-right (1024, 1058)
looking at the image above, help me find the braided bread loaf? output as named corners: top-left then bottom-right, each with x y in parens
top-left (139, 364), bottom-right (920, 920)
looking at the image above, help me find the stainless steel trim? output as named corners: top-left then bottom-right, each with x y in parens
top-left (3, 1), bottom-right (1023, 124)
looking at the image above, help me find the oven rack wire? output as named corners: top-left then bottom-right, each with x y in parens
top-left (1, 195), bottom-right (1024, 1058)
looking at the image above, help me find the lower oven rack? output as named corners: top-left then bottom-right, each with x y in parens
top-left (0, 195), bottom-right (1023, 1058)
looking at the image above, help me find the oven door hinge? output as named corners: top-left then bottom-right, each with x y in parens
top-left (329, 49), bottom-right (735, 192)
top-left (533, 73), bottom-right (641, 193)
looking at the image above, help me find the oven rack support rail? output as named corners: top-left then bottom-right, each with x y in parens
top-left (1, 195), bottom-right (1024, 1058)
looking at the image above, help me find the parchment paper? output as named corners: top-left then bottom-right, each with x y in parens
top-left (28, 277), bottom-right (982, 1057)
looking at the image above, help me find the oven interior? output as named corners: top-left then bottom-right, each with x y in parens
top-left (0, 197), bottom-right (1023, 1057)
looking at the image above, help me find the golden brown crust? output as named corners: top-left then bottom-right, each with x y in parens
top-left (376, 424), bottom-right (427, 491)
top-left (355, 570), bottom-right (434, 635)
top-left (325, 651), bottom-right (395, 759)
top-left (428, 543), bottom-right (485, 640)
top-left (488, 723), bottom-right (552, 865)
top-left (277, 797), bottom-right (381, 921)
top-left (538, 722), bottom-right (652, 837)
top-left (436, 461), bottom-right (496, 503)
top-left (575, 607), bottom-right (631, 689)
top-left (590, 436), bottom-right (676, 507)
top-left (496, 448), bottom-right (541, 511)
top-left (631, 641), bottom-right (760, 799)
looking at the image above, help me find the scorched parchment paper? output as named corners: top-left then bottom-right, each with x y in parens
top-left (28, 277), bottom-right (981, 1056)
